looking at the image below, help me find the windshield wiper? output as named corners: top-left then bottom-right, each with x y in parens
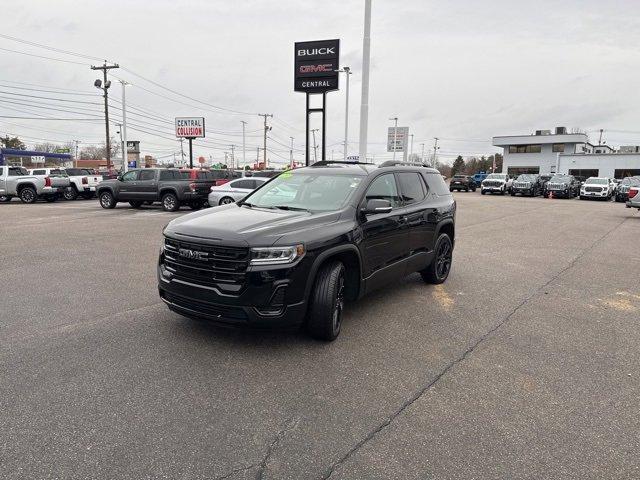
top-left (272, 205), bottom-right (310, 212)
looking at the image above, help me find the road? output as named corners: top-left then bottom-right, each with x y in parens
top-left (2, 195), bottom-right (640, 479)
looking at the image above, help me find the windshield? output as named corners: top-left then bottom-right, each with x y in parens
top-left (550, 175), bottom-right (571, 183)
top-left (485, 174), bottom-right (506, 180)
top-left (242, 172), bottom-right (363, 212)
top-left (586, 178), bottom-right (607, 185)
top-left (516, 174), bottom-right (537, 182)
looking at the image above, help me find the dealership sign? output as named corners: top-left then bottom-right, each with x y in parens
top-left (387, 127), bottom-right (409, 152)
top-left (294, 39), bottom-right (340, 93)
top-left (175, 117), bottom-right (205, 138)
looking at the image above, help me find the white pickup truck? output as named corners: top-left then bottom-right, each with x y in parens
top-left (0, 165), bottom-right (62, 203)
top-left (61, 167), bottom-right (103, 200)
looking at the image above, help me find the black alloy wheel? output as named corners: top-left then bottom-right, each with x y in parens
top-left (421, 233), bottom-right (453, 284)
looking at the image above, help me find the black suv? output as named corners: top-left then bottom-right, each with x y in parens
top-left (158, 161), bottom-right (456, 341)
top-left (543, 174), bottom-right (581, 198)
top-left (449, 175), bottom-right (477, 192)
top-left (511, 174), bottom-right (542, 196)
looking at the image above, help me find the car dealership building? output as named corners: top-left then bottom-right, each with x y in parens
top-left (492, 127), bottom-right (640, 179)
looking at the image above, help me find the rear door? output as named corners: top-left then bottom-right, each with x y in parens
top-left (396, 172), bottom-right (435, 263)
top-left (358, 173), bottom-right (409, 289)
top-left (137, 169), bottom-right (158, 200)
top-left (227, 179), bottom-right (256, 201)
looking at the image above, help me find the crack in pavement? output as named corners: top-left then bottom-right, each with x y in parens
top-left (212, 417), bottom-right (300, 480)
top-left (320, 216), bottom-right (630, 480)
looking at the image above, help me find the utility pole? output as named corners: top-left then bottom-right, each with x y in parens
top-left (258, 113), bottom-right (273, 168)
top-left (224, 152), bottom-right (228, 167)
top-left (180, 138), bottom-right (185, 165)
top-left (90, 62), bottom-right (119, 171)
top-left (598, 128), bottom-right (604, 146)
top-left (336, 66), bottom-right (352, 161)
top-left (432, 137), bottom-right (439, 167)
top-left (119, 79), bottom-right (129, 172)
top-left (311, 128), bottom-right (319, 163)
top-left (241, 120), bottom-right (247, 169)
top-left (421, 143), bottom-right (425, 164)
top-left (389, 117), bottom-right (398, 162)
top-left (410, 134), bottom-right (414, 156)
top-left (256, 146), bottom-right (260, 168)
top-left (290, 137), bottom-right (294, 169)
top-left (358, 0), bottom-right (372, 165)
top-left (116, 123), bottom-right (123, 168)
top-left (73, 140), bottom-right (80, 167)
top-left (230, 145), bottom-right (235, 170)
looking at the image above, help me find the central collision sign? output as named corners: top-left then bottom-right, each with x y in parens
top-left (175, 117), bottom-right (205, 138)
top-left (294, 39), bottom-right (340, 93)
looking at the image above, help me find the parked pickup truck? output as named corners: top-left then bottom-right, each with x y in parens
top-left (0, 165), bottom-right (62, 203)
top-left (29, 168), bottom-right (71, 196)
top-left (97, 168), bottom-right (208, 211)
top-left (61, 168), bottom-right (103, 200)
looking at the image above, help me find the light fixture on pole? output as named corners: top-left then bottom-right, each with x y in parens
top-left (389, 117), bottom-right (398, 162)
top-left (335, 66), bottom-right (352, 161)
top-left (90, 62), bottom-right (119, 171)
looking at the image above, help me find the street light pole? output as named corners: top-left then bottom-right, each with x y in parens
top-left (410, 134), bottom-right (414, 157)
top-left (120, 79), bottom-right (129, 172)
top-left (358, 0), bottom-right (372, 165)
top-left (421, 143), bottom-right (425, 164)
top-left (336, 67), bottom-right (352, 161)
top-left (389, 117), bottom-right (398, 162)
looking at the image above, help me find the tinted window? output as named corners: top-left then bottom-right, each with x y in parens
top-left (8, 167), bottom-right (27, 176)
top-left (159, 170), bottom-right (175, 180)
top-left (397, 173), bottom-right (426, 204)
top-left (66, 168), bottom-right (83, 176)
top-left (365, 174), bottom-right (401, 208)
top-left (197, 171), bottom-right (212, 180)
top-left (425, 172), bottom-right (451, 196)
top-left (231, 179), bottom-right (255, 189)
top-left (50, 169), bottom-right (66, 177)
top-left (139, 170), bottom-right (156, 181)
top-left (121, 171), bottom-right (138, 182)
top-left (32, 170), bottom-right (45, 175)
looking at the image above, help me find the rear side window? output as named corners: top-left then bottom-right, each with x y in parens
top-left (178, 171), bottom-right (190, 179)
top-left (425, 172), bottom-right (451, 196)
top-left (32, 169), bottom-right (45, 175)
top-left (8, 167), bottom-right (27, 176)
top-left (159, 170), bottom-right (175, 180)
top-left (397, 173), bottom-right (426, 204)
top-left (231, 179), bottom-right (254, 189)
top-left (139, 170), bottom-right (156, 181)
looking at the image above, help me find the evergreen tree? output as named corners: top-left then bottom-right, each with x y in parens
top-left (451, 155), bottom-right (465, 176)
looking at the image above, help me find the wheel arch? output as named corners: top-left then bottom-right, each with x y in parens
top-left (159, 187), bottom-right (179, 199)
top-left (305, 245), bottom-right (363, 302)
top-left (435, 219), bottom-right (455, 247)
top-left (16, 182), bottom-right (37, 193)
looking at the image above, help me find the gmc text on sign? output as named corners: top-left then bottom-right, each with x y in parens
top-left (175, 117), bottom-right (206, 138)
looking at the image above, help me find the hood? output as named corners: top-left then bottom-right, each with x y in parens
top-left (164, 204), bottom-right (343, 247)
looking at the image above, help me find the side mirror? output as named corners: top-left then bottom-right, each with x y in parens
top-left (363, 198), bottom-right (392, 215)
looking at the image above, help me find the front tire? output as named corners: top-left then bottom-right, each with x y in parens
top-left (481, 189), bottom-right (486, 195)
top-left (63, 187), bottom-right (78, 201)
top-left (307, 261), bottom-right (345, 342)
top-left (0, 195), bottom-right (12, 203)
top-left (421, 233), bottom-right (453, 284)
top-left (99, 191), bottom-right (116, 209)
top-left (162, 192), bottom-right (180, 212)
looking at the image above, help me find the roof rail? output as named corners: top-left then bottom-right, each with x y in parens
top-left (310, 160), bottom-right (373, 167)
top-left (378, 160), bottom-right (430, 168)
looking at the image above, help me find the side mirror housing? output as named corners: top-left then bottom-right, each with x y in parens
top-left (363, 198), bottom-right (392, 215)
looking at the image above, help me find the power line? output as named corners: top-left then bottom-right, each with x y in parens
top-left (0, 47), bottom-right (89, 65)
top-left (0, 90), bottom-right (102, 105)
top-left (0, 33), bottom-right (106, 61)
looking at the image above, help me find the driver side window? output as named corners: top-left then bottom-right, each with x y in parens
top-left (364, 174), bottom-right (401, 208)
top-left (121, 171), bottom-right (138, 182)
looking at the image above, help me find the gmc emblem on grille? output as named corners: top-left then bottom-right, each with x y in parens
top-left (178, 248), bottom-right (208, 260)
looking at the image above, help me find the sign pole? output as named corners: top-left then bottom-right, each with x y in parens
top-left (305, 93), bottom-right (310, 166)
top-left (188, 138), bottom-right (193, 168)
top-left (322, 92), bottom-right (327, 161)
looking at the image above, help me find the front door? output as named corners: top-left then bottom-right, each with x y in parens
top-left (137, 169), bottom-right (158, 200)
top-left (358, 173), bottom-right (409, 291)
top-left (118, 170), bottom-right (139, 200)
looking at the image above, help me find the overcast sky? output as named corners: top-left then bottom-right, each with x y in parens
top-left (1, 0), bottom-right (639, 166)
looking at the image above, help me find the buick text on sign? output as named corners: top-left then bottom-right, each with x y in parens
top-left (175, 117), bottom-right (206, 138)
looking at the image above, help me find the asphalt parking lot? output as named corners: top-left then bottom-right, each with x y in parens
top-left (2, 194), bottom-right (640, 480)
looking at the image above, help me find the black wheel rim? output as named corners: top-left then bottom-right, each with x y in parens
top-left (332, 274), bottom-right (345, 335)
top-left (22, 190), bottom-right (35, 202)
top-left (435, 238), bottom-right (452, 279)
top-left (100, 194), bottom-right (111, 208)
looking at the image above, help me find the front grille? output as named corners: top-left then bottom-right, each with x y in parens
top-left (483, 180), bottom-right (503, 187)
top-left (164, 238), bottom-right (249, 288)
top-left (585, 186), bottom-right (603, 192)
top-left (546, 183), bottom-right (567, 190)
top-left (513, 182), bottom-right (530, 189)
top-left (162, 291), bottom-right (248, 321)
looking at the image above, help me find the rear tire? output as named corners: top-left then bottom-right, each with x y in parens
top-left (99, 191), bottom-right (116, 209)
top-left (421, 233), bottom-right (453, 284)
top-left (19, 187), bottom-right (38, 204)
top-left (0, 195), bottom-right (12, 203)
top-left (189, 201), bottom-right (203, 210)
top-left (307, 261), bottom-right (345, 342)
top-left (162, 192), bottom-right (180, 212)
top-left (481, 190), bottom-right (486, 195)
top-left (43, 195), bottom-right (57, 203)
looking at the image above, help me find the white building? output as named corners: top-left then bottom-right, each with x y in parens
top-left (492, 127), bottom-right (640, 179)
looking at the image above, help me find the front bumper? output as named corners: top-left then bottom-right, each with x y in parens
top-left (512, 187), bottom-right (534, 195)
top-left (546, 188), bottom-right (572, 198)
top-left (481, 185), bottom-right (505, 192)
top-left (157, 255), bottom-right (311, 330)
top-left (581, 190), bottom-right (608, 198)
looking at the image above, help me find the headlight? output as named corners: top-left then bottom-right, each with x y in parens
top-left (250, 245), bottom-right (305, 265)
